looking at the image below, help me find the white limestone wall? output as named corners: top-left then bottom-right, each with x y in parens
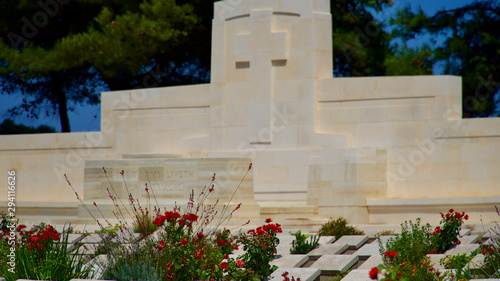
top-left (315, 75), bottom-right (500, 222)
top-left (0, 132), bottom-right (113, 203)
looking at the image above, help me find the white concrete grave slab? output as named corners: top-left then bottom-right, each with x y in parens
top-left (309, 254), bottom-right (359, 273)
top-left (334, 235), bottom-right (369, 249)
top-left (307, 243), bottom-right (348, 258)
top-left (271, 254), bottom-right (309, 268)
top-left (268, 267), bottom-right (321, 281)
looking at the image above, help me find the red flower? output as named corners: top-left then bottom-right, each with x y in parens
top-left (180, 238), bottom-right (188, 246)
top-left (455, 212), bottom-right (462, 219)
top-left (158, 240), bottom-right (165, 250)
top-left (197, 232), bottom-right (205, 239)
top-left (220, 262), bottom-right (228, 270)
top-left (465, 214), bottom-right (469, 220)
top-left (265, 218), bottom-right (273, 223)
top-left (17, 224), bottom-right (26, 232)
top-left (369, 267), bottom-right (379, 280)
top-left (449, 208), bottom-right (454, 213)
top-left (195, 251), bottom-right (202, 259)
top-left (178, 219), bottom-right (186, 226)
top-left (183, 213), bottom-right (198, 222)
top-left (383, 251), bottom-right (397, 258)
top-left (167, 273), bottom-right (173, 279)
top-left (236, 259), bottom-right (245, 267)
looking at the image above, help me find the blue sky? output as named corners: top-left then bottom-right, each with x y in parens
top-left (0, 0), bottom-right (478, 133)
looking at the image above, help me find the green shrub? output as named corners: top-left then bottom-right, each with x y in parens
top-left (376, 216), bottom-right (470, 281)
top-left (102, 251), bottom-right (162, 281)
top-left (481, 210), bottom-right (500, 278)
top-left (318, 217), bottom-right (364, 240)
top-left (429, 209), bottom-right (469, 254)
top-left (133, 212), bottom-right (159, 237)
top-left (0, 223), bottom-right (92, 281)
top-left (289, 230), bottom-right (320, 254)
top-left (379, 218), bottom-right (432, 267)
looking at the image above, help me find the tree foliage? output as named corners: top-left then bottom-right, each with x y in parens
top-left (390, 0), bottom-right (500, 117)
top-left (0, 119), bottom-right (55, 135)
top-left (0, 0), bottom-right (202, 132)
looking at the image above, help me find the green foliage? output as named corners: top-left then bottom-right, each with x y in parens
top-left (95, 223), bottom-right (120, 234)
top-left (0, 119), bottom-right (56, 135)
top-left (481, 211), bottom-right (500, 278)
top-left (133, 212), bottom-right (159, 237)
top-left (376, 211), bottom-right (469, 281)
top-left (374, 229), bottom-right (395, 238)
top-left (238, 220), bottom-right (282, 279)
top-left (289, 230), bottom-right (320, 254)
top-left (318, 217), bottom-right (364, 240)
top-left (0, 0), bottom-right (203, 132)
top-left (439, 250), bottom-right (481, 280)
top-left (102, 252), bottom-right (162, 281)
top-left (429, 209), bottom-right (468, 254)
top-left (331, 269), bottom-right (350, 281)
top-left (379, 218), bottom-right (432, 267)
top-left (390, 0), bottom-right (500, 117)
top-left (440, 252), bottom-right (475, 269)
top-left (0, 223), bottom-right (92, 281)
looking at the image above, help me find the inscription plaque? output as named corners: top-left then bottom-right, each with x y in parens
top-left (139, 167), bottom-right (164, 182)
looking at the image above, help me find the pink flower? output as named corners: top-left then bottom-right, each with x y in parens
top-left (236, 259), bottom-right (245, 267)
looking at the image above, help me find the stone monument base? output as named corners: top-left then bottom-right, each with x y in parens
top-left (80, 156), bottom-right (259, 223)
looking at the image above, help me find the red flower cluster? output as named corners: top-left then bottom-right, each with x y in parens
top-left (153, 211), bottom-right (182, 226)
top-left (158, 240), bottom-right (165, 250)
top-left (369, 267), bottom-right (379, 279)
top-left (440, 209), bottom-right (469, 221)
top-left (247, 223), bottom-right (282, 236)
top-left (383, 251), bottom-right (397, 258)
top-left (432, 226), bottom-right (442, 235)
top-left (24, 225), bottom-right (60, 251)
top-left (183, 213), bottom-right (198, 222)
